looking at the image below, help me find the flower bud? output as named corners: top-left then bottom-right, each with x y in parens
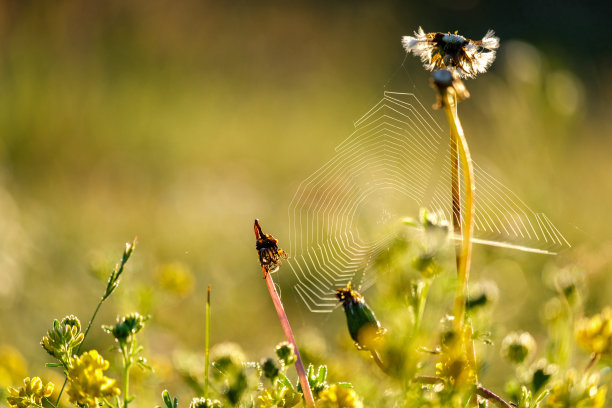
top-left (41, 315), bottom-right (84, 366)
top-left (260, 357), bottom-right (279, 380)
top-left (103, 313), bottom-right (149, 345)
top-left (189, 397), bottom-right (222, 408)
top-left (336, 283), bottom-right (385, 351)
top-left (275, 342), bottom-right (296, 367)
top-left (501, 331), bottom-right (536, 364)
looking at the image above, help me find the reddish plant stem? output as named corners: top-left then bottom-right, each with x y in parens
top-left (254, 223), bottom-right (315, 407)
top-left (261, 268), bottom-right (315, 407)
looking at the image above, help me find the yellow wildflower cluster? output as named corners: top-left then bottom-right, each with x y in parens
top-left (543, 369), bottom-right (607, 408)
top-left (7, 377), bottom-right (54, 408)
top-left (575, 307), bottom-right (612, 355)
top-left (66, 350), bottom-right (120, 406)
top-left (257, 386), bottom-right (301, 408)
top-left (435, 324), bottom-right (477, 387)
top-left (317, 385), bottom-right (363, 408)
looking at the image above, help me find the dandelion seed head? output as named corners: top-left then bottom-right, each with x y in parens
top-left (402, 27), bottom-right (500, 79)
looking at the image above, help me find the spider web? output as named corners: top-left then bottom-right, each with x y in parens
top-left (287, 91), bottom-right (570, 313)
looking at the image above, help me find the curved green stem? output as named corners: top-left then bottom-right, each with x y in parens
top-left (442, 92), bottom-right (475, 332)
top-left (440, 87), bottom-right (478, 406)
top-left (370, 350), bottom-right (388, 374)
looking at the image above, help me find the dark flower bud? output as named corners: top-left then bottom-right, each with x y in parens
top-left (527, 359), bottom-right (557, 392)
top-left (335, 283), bottom-right (386, 350)
top-left (275, 342), bottom-right (296, 367)
top-left (466, 280), bottom-right (499, 312)
top-left (260, 357), bottom-right (279, 380)
top-left (103, 312), bottom-right (149, 345)
top-left (501, 331), bottom-right (535, 364)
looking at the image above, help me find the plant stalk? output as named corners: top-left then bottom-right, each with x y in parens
top-left (442, 92), bottom-right (474, 333)
top-left (204, 285), bottom-right (211, 398)
top-left (55, 297), bottom-right (105, 405)
top-left (253, 222), bottom-right (314, 407)
top-left (261, 267), bottom-right (315, 407)
top-left (54, 241), bottom-right (135, 406)
top-left (439, 83), bottom-right (478, 405)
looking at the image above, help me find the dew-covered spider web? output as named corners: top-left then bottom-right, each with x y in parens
top-left (287, 91), bottom-right (570, 313)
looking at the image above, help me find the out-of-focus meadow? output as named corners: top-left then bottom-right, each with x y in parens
top-left (1, 0), bottom-right (611, 405)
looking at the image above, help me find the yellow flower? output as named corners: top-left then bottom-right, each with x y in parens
top-left (7, 377), bottom-right (54, 408)
top-left (66, 350), bottom-right (120, 406)
top-left (543, 369), bottom-right (607, 408)
top-left (435, 322), bottom-right (477, 387)
top-left (155, 262), bottom-right (194, 295)
top-left (0, 345), bottom-right (27, 388)
top-left (575, 307), bottom-right (612, 355)
top-left (317, 385), bottom-right (363, 408)
top-left (41, 315), bottom-right (84, 366)
top-left (257, 386), bottom-right (301, 408)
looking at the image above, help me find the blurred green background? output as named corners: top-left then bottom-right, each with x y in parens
top-left (0, 0), bottom-right (611, 404)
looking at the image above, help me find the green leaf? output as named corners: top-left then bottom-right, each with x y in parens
top-left (278, 373), bottom-right (294, 390)
top-left (161, 390), bottom-right (173, 408)
top-left (316, 365), bottom-right (327, 384)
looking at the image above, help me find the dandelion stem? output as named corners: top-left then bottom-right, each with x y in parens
top-left (204, 285), bottom-right (211, 398)
top-left (441, 91), bottom-right (474, 333)
top-left (435, 72), bottom-right (478, 405)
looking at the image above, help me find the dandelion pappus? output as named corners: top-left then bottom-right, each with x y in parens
top-left (402, 27), bottom-right (500, 79)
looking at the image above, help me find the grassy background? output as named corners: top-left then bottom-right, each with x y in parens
top-left (0, 0), bottom-right (611, 405)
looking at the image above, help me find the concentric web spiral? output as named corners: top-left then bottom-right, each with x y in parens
top-left (287, 91), bottom-right (570, 313)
